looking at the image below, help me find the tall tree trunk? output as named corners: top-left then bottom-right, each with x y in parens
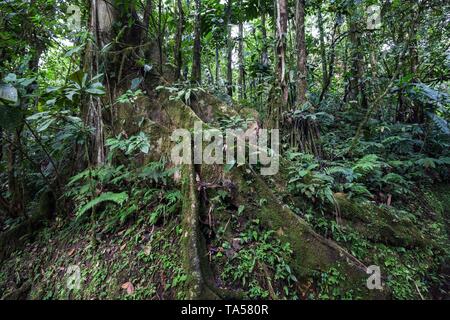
top-left (238, 2), bottom-right (245, 100)
top-left (276, 0), bottom-right (288, 106)
top-left (215, 46), bottom-right (220, 84)
top-left (84, 0), bottom-right (117, 166)
top-left (158, 0), bottom-right (163, 73)
top-left (191, 0), bottom-right (202, 83)
top-left (174, 0), bottom-right (185, 80)
top-left (317, 6), bottom-right (328, 92)
top-left (295, 0), bottom-right (307, 106)
top-left (226, 0), bottom-right (233, 97)
top-left (142, 0), bottom-right (153, 42)
top-left (261, 10), bottom-right (268, 68)
top-left (347, 10), bottom-right (367, 108)
top-left (319, 17), bottom-right (339, 102)
top-left (409, 7), bottom-right (422, 123)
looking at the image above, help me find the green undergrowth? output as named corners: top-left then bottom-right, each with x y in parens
top-left (201, 183), bottom-right (301, 300)
top-left (0, 159), bottom-right (187, 300)
top-left (273, 152), bottom-right (450, 300)
top-left (0, 210), bottom-right (186, 299)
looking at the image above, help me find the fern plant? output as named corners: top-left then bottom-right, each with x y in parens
top-left (66, 159), bottom-right (181, 229)
top-left (287, 152), bottom-right (335, 207)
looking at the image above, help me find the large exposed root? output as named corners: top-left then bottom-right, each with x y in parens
top-left (133, 89), bottom-right (389, 299)
top-left (180, 164), bottom-right (244, 299)
top-left (180, 163), bottom-right (219, 299)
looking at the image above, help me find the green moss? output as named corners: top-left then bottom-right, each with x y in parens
top-left (230, 169), bottom-right (388, 299)
top-left (336, 196), bottom-right (428, 248)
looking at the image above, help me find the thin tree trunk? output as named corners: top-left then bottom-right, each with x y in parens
top-left (317, 6), bottom-right (327, 92)
top-left (84, 0), bottom-right (117, 166)
top-left (215, 46), bottom-right (220, 84)
top-left (174, 0), bottom-right (184, 80)
top-left (158, 0), bottom-right (163, 73)
top-left (295, 0), bottom-right (307, 106)
top-left (238, 3), bottom-right (245, 100)
top-left (142, 0), bottom-right (153, 42)
top-left (191, 0), bottom-right (202, 83)
top-left (319, 18), bottom-right (339, 102)
top-left (276, 0), bottom-right (288, 106)
top-left (347, 10), bottom-right (367, 108)
top-left (409, 8), bottom-right (422, 123)
top-left (226, 0), bottom-right (233, 97)
top-left (261, 8), bottom-right (268, 68)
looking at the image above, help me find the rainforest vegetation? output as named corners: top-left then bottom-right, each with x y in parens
top-left (0, 0), bottom-right (449, 300)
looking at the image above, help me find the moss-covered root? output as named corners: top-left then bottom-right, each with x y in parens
top-left (180, 164), bottom-right (244, 300)
top-left (234, 169), bottom-right (389, 299)
top-left (152, 91), bottom-right (386, 299)
top-left (335, 195), bottom-right (428, 248)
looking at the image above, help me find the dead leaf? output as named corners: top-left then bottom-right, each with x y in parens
top-left (121, 282), bottom-right (134, 294)
top-left (68, 248), bottom-right (75, 256)
top-left (120, 243), bottom-right (126, 251)
top-left (276, 227), bottom-right (285, 236)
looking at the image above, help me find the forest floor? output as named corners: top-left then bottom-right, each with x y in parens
top-left (0, 88), bottom-right (449, 300)
top-left (0, 169), bottom-right (448, 300)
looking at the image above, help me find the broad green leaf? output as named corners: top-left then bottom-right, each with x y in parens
top-left (77, 192), bottom-right (129, 217)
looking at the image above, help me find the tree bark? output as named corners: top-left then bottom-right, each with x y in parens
top-left (317, 6), bottom-right (327, 92)
top-left (295, 0), bottom-right (307, 106)
top-left (238, 1), bottom-right (245, 100)
top-left (215, 46), bottom-right (220, 84)
top-left (142, 0), bottom-right (153, 42)
top-left (157, 0), bottom-right (163, 73)
top-left (347, 9), bottom-right (367, 108)
top-left (226, 0), bottom-right (233, 97)
top-left (276, 0), bottom-right (288, 106)
top-left (84, 0), bottom-right (117, 166)
top-left (174, 0), bottom-right (185, 80)
top-left (261, 9), bottom-right (268, 68)
top-left (191, 0), bottom-right (202, 83)
top-left (319, 17), bottom-right (339, 102)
